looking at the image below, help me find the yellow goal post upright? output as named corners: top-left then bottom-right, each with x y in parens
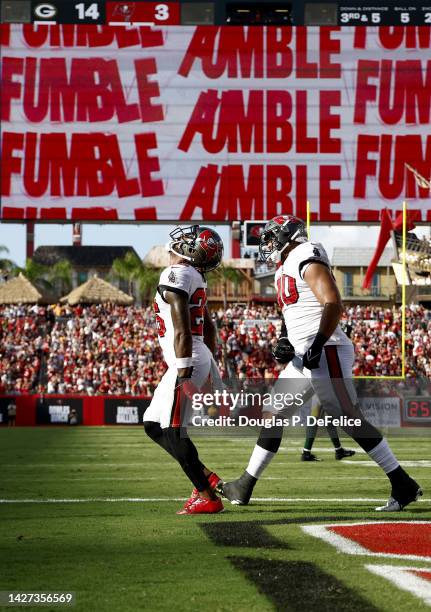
top-left (305, 200), bottom-right (407, 381)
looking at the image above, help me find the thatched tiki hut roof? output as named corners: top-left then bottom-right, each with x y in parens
top-left (61, 275), bottom-right (133, 305)
top-left (0, 273), bottom-right (44, 304)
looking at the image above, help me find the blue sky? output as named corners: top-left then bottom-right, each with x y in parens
top-left (1, 222), bottom-right (429, 267)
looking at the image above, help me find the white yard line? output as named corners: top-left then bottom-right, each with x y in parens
top-left (0, 497), bottom-right (427, 504)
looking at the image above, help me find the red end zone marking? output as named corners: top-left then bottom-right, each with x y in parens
top-left (412, 570), bottom-right (431, 582)
top-left (302, 521), bottom-right (431, 562)
top-left (330, 523), bottom-right (431, 558)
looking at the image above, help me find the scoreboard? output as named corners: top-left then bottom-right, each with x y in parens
top-left (403, 398), bottom-right (431, 426)
top-left (339, 3), bottom-right (431, 25)
top-left (2, 1), bottom-right (431, 26)
top-left (25, 2), bottom-right (179, 25)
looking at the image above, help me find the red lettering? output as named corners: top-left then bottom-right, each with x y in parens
top-left (21, 24), bottom-right (163, 49)
top-left (354, 60), bottom-right (379, 124)
top-left (135, 133), bottom-right (164, 197)
top-left (1, 58), bottom-right (23, 121)
top-left (354, 135), bottom-right (379, 197)
top-left (179, 27), bottom-right (341, 79)
top-left (180, 164), bottom-right (220, 220)
top-left (379, 26), bottom-right (431, 50)
top-left (135, 58), bottom-right (164, 123)
top-left (217, 165), bottom-right (264, 220)
top-left (178, 27), bottom-right (220, 77)
top-left (267, 27), bottom-right (292, 78)
top-left (1, 132), bottom-right (24, 195)
top-left (267, 91), bottom-right (292, 153)
top-left (178, 90), bottom-right (220, 152)
top-left (355, 134), bottom-right (431, 199)
top-left (320, 90), bottom-right (341, 153)
top-left (0, 24), bottom-right (11, 46)
top-left (319, 165), bottom-right (341, 221)
top-left (23, 132), bottom-right (50, 197)
top-left (267, 165), bottom-right (293, 218)
top-left (296, 90), bottom-right (318, 153)
top-left (319, 27), bottom-right (341, 78)
top-left (296, 27), bottom-right (318, 78)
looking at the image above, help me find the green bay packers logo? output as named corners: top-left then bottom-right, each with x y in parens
top-left (34, 3), bottom-right (58, 19)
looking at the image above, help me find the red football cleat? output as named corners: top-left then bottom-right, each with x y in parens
top-left (177, 496), bottom-right (224, 515)
top-left (179, 472), bottom-right (222, 512)
top-left (181, 488), bottom-right (199, 512)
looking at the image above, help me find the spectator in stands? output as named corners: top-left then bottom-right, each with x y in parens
top-left (0, 303), bottom-right (429, 396)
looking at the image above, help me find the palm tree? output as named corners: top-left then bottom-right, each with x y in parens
top-left (48, 260), bottom-right (73, 296)
top-left (111, 252), bottom-right (159, 302)
top-left (111, 251), bottom-right (141, 296)
top-left (207, 264), bottom-right (244, 309)
top-left (15, 258), bottom-right (53, 294)
top-left (0, 246), bottom-right (16, 281)
top-left (136, 265), bottom-right (160, 302)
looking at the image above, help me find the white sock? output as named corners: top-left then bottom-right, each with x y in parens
top-left (246, 445), bottom-right (276, 479)
top-left (367, 439), bottom-right (399, 474)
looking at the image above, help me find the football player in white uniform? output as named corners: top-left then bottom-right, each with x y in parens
top-left (144, 225), bottom-right (225, 515)
top-left (220, 215), bottom-right (422, 512)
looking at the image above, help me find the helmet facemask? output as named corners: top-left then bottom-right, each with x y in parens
top-left (259, 216), bottom-right (307, 262)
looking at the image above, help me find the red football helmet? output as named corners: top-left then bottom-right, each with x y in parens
top-left (168, 225), bottom-right (224, 272)
top-left (259, 215), bottom-right (308, 261)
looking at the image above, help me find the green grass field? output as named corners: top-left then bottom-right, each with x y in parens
top-left (0, 428), bottom-right (429, 611)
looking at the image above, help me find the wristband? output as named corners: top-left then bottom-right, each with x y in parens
top-left (176, 357), bottom-right (193, 368)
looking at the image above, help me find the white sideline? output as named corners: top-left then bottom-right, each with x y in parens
top-left (0, 496), bottom-right (426, 504)
top-left (341, 460), bottom-right (431, 468)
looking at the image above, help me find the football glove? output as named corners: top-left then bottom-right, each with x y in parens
top-left (272, 337), bottom-right (295, 364)
top-left (302, 333), bottom-right (328, 370)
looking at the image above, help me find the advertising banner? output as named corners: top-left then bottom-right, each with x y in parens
top-left (36, 396), bottom-right (83, 424)
top-left (1, 25), bottom-right (430, 222)
top-left (104, 398), bottom-right (149, 424)
top-left (0, 397), bottom-right (13, 425)
top-left (358, 396), bottom-right (401, 428)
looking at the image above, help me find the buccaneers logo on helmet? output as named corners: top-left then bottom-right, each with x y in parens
top-left (197, 230), bottom-right (218, 257)
top-left (168, 225), bottom-right (224, 272)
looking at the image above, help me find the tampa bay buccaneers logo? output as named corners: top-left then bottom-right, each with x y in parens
top-left (198, 230), bottom-right (218, 257)
top-left (113, 3), bottom-right (135, 20)
top-left (250, 225), bottom-right (263, 239)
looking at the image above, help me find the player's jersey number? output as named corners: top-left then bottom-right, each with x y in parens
top-left (276, 274), bottom-right (299, 308)
top-left (190, 288), bottom-right (207, 336)
top-left (153, 300), bottom-right (166, 338)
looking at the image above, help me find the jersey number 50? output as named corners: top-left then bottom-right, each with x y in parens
top-left (276, 274), bottom-right (299, 308)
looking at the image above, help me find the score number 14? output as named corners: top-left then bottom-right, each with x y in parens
top-left (75, 3), bottom-right (100, 20)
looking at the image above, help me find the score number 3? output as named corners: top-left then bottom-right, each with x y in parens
top-left (155, 4), bottom-right (170, 21)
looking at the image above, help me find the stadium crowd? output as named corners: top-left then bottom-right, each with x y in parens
top-left (0, 303), bottom-right (430, 395)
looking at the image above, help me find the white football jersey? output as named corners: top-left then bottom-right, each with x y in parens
top-left (275, 241), bottom-right (350, 353)
top-left (153, 264), bottom-right (207, 367)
